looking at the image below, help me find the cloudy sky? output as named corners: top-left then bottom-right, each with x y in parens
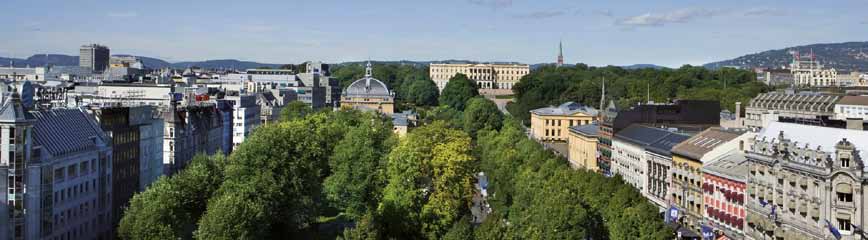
top-left (1, 0), bottom-right (866, 67)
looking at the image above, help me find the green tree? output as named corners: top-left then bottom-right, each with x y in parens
top-left (462, 97), bottom-right (503, 137)
top-left (323, 119), bottom-right (393, 219)
top-left (377, 122), bottom-right (476, 239)
top-left (406, 78), bottom-right (440, 106)
top-left (197, 111), bottom-right (373, 239)
top-left (440, 73), bottom-right (479, 111)
top-left (280, 101), bottom-right (312, 122)
top-left (119, 154), bottom-right (226, 240)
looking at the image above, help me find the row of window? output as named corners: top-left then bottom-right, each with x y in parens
top-left (54, 159), bottom-right (97, 183)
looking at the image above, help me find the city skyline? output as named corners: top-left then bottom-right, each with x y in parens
top-left (2, 0), bottom-right (867, 67)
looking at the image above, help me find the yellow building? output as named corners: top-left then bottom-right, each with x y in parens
top-left (530, 102), bottom-right (597, 142)
top-left (429, 63), bottom-right (529, 91)
top-left (669, 127), bottom-right (743, 232)
top-left (340, 62), bottom-right (395, 115)
top-left (567, 124), bottom-right (599, 171)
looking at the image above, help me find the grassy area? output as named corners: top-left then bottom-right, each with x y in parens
top-left (494, 94), bottom-right (515, 99)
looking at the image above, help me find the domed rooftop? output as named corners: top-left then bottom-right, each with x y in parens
top-left (344, 62), bottom-right (393, 97)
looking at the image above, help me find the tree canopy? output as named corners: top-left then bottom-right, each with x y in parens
top-left (462, 97), bottom-right (503, 138)
top-left (508, 64), bottom-right (768, 122)
top-left (440, 73), bottom-right (479, 111)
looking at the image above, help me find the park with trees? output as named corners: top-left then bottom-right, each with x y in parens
top-left (116, 62), bottom-right (764, 240)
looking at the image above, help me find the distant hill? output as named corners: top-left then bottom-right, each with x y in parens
top-left (0, 54), bottom-right (78, 67)
top-left (704, 41), bottom-right (868, 71)
top-left (621, 64), bottom-right (668, 70)
top-left (170, 59), bottom-right (282, 70)
top-left (0, 54), bottom-right (282, 70)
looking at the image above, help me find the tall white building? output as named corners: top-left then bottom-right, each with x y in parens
top-left (226, 94), bottom-right (260, 151)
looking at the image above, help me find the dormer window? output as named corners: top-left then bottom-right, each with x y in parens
top-left (842, 157), bottom-right (850, 168)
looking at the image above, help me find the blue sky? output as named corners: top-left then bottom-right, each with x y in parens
top-left (1, 0), bottom-right (866, 67)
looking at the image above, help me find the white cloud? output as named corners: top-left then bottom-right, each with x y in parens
top-left (616, 8), bottom-right (722, 27)
top-left (513, 10), bottom-right (565, 19)
top-left (107, 11), bottom-right (138, 18)
top-left (467, 0), bottom-right (513, 9)
top-left (743, 7), bottom-right (787, 16)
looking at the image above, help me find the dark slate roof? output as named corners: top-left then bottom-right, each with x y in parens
top-left (615, 124), bottom-right (688, 156)
top-left (646, 133), bottom-right (691, 156)
top-left (569, 123), bottom-right (599, 137)
top-left (31, 108), bottom-right (108, 156)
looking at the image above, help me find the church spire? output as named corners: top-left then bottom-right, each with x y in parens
top-left (557, 41), bottom-right (564, 67)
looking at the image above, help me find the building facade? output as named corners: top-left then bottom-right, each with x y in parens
top-left (612, 125), bottom-right (689, 197)
top-left (645, 132), bottom-right (691, 209)
top-left (702, 151), bottom-right (748, 239)
top-left (567, 124), bottom-right (599, 171)
top-left (226, 94), bottom-right (260, 151)
top-left (670, 128), bottom-right (745, 232)
top-left (0, 93), bottom-right (113, 240)
top-left (744, 122), bottom-right (868, 240)
top-left (791, 52), bottom-right (839, 87)
top-left (744, 91), bottom-right (841, 130)
top-left (834, 96), bottom-right (868, 121)
top-left (79, 44), bottom-right (110, 73)
top-left (429, 63), bottom-right (529, 91)
top-left (340, 62), bottom-right (395, 115)
top-left (530, 102), bottom-right (597, 142)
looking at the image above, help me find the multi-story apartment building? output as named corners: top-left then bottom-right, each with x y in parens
top-left (87, 105), bottom-right (163, 234)
top-left (429, 63), bottom-right (529, 91)
top-left (567, 124), bottom-right (599, 171)
top-left (598, 100), bottom-right (721, 175)
top-left (744, 121), bottom-right (868, 240)
top-left (644, 130), bottom-right (691, 210)
top-left (530, 102), bottom-right (597, 142)
top-left (670, 127), bottom-right (746, 232)
top-left (79, 44), bottom-right (110, 73)
top-left (744, 91), bottom-right (841, 130)
top-left (0, 92), bottom-right (113, 240)
top-left (340, 63), bottom-right (395, 115)
top-left (226, 93), bottom-right (260, 151)
top-left (162, 100), bottom-right (226, 176)
top-left (612, 125), bottom-right (688, 198)
top-left (702, 151), bottom-right (748, 239)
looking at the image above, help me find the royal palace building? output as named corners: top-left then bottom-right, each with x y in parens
top-left (429, 63), bottom-right (529, 91)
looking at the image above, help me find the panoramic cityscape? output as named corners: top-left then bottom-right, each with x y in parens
top-left (2, 0), bottom-right (868, 240)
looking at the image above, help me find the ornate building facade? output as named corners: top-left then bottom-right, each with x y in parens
top-left (745, 121), bottom-right (868, 240)
top-left (429, 63), bottom-right (529, 91)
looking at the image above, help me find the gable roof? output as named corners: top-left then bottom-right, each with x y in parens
top-left (672, 127), bottom-right (743, 161)
top-left (31, 108), bottom-right (108, 157)
top-left (615, 125), bottom-right (689, 156)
